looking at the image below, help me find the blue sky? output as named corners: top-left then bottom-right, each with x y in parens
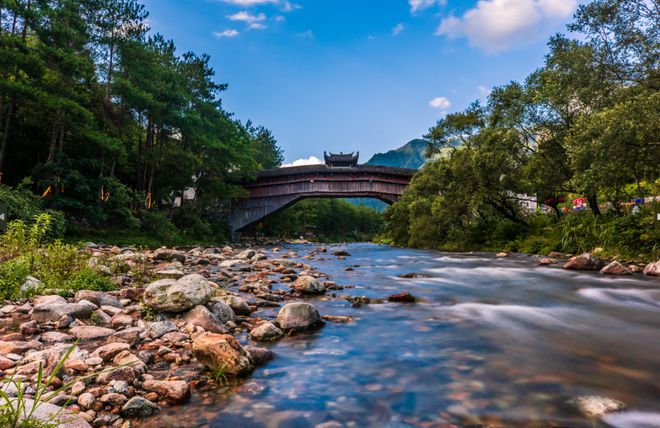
top-left (142, 0), bottom-right (581, 164)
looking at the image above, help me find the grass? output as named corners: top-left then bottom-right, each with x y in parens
top-left (0, 214), bottom-right (113, 300)
top-left (210, 364), bottom-right (229, 385)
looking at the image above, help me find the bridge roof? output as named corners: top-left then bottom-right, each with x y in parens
top-left (257, 164), bottom-right (417, 179)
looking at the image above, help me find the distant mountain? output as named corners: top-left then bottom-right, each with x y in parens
top-left (349, 139), bottom-right (428, 211)
top-left (365, 139), bottom-right (428, 170)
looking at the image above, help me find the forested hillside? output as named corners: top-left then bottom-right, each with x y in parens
top-left (384, 0), bottom-right (660, 260)
top-left (365, 139), bottom-right (427, 170)
top-left (0, 0), bottom-right (282, 243)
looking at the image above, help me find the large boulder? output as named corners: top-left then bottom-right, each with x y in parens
top-left (644, 259), bottom-right (660, 277)
top-left (292, 276), bottom-right (325, 295)
top-left (74, 290), bottom-right (122, 308)
top-left (600, 261), bottom-right (632, 275)
top-left (184, 305), bottom-right (227, 333)
top-left (31, 303), bottom-right (92, 323)
top-left (563, 253), bottom-right (605, 271)
top-left (276, 302), bottom-right (322, 332)
top-left (143, 274), bottom-right (214, 312)
top-left (191, 332), bottom-right (254, 377)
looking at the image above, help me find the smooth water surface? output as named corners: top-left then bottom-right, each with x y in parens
top-left (140, 244), bottom-right (660, 428)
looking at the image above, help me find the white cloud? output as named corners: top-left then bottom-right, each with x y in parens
top-left (248, 22), bottom-right (267, 29)
top-left (218, 0), bottom-right (278, 6)
top-left (296, 30), bottom-right (314, 39)
top-left (282, 1), bottom-right (302, 12)
top-left (227, 11), bottom-right (266, 23)
top-left (478, 85), bottom-right (491, 97)
top-left (410, 0), bottom-right (446, 14)
top-left (213, 29), bottom-right (240, 38)
top-left (429, 96), bottom-right (451, 110)
top-left (282, 156), bottom-right (323, 167)
top-left (436, 0), bottom-right (579, 53)
top-left (392, 23), bottom-right (405, 36)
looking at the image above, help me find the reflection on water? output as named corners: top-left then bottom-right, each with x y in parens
top-left (138, 244), bottom-right (660, 428)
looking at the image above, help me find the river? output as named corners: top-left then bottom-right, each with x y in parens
top-left (140, 243), bottom-right (660, 428)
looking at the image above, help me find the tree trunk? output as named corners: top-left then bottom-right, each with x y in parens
top-left (588, 195), bottom-right (601, 216)
top-left (105, 32), bottom-right (115, 102)
top-left (0, 102), bottom-right (15, 171)
top-left (47, 110), bottom-right (63, 163)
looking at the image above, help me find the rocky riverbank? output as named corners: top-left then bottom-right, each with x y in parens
top-left (1, 244), bottom-right (659, 428)
top-left (0, 244), bottom-right (359, 427)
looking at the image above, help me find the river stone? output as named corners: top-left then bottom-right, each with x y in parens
top-left (208, 301), bottom-right (237, 323)
top-left (12, 399), bottom-right (92, 428)
top-left (292, 276), bottom-right (325, 295)
top-left (91, 342), bottom-right (131, 361)
top-left (70, 326), bottom-right (115, 340)
top-left (184, 305), bottom-right (227, 333)
top-left (237, 249), bottom-right (256, 260)
top-left (570, 396), bottom-right (627, 418)
top-left (388, 292), bottom-right (416, 303)
top-left (600, 261), bottom-right (632, 275)
top-left (276, 302), bottom-right (322, 332)
top-left (122, 396), bottom-right (160, 418)
top-left (142, 380), bottom-right (190, 403)
top-left (74, 290), bottom-right (123, 308)
top-left (153, 248), bottom-right (186, 263)
top-left (31, 303), bottom-right (92, 323)
top-left (563, 253), bottom-right (605, 271)
top-left (192, 332), bottom-right (255, 377)
top-left (144, 274), bottom-right (214, 313)
top-left (145, 321), bottom-right (178, 339)
top-left (217, 295), bottom-right (251, 316)
top-left (107, 326), bottom-right (143, 345)
top-left (34, 295), bottom-right (66, 306)
top-left (250, 322), bottom-right (284, 341)
top-left (644, 259), bottom-right (660, 277)
top-left (0, 340), bottom-right (42, 355)
top-left (245, 345), bottom-right (275, 366)
top-left (21, 276), bottom-right (43, 295)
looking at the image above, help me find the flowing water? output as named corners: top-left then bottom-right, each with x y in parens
top-left (140, 243), bottom-right (660, 428)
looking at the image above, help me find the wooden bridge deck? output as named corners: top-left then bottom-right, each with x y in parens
top-left (230, 164), bottom-right (415, 234)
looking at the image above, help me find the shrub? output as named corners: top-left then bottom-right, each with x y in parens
top-left (0, 183), bottom-right (66, 240)
top-left (0, 214), bottom-right (112, 299)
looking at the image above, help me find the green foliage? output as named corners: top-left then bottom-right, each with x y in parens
top-left (0, 214), bottom-right (112, 299)
top-left (210, 364), bottom-right (229, 385)
top-left (0, 184), bottom-right (66, 240)
top-left (384, 0), bottom-right (659, 261)
top-left (0, 0), bottom-right (283, 241)
top-left (246, 199), bottom-right (384, 242)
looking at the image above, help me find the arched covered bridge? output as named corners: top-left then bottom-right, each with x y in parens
top-left (229, 152), bottom-right (416, 235)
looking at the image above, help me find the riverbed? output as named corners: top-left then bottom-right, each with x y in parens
top-left (139, 243), bottom-right (660, 428)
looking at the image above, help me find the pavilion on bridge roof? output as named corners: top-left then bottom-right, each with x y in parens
top-left (324, 151), bottom-right (359, 168)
